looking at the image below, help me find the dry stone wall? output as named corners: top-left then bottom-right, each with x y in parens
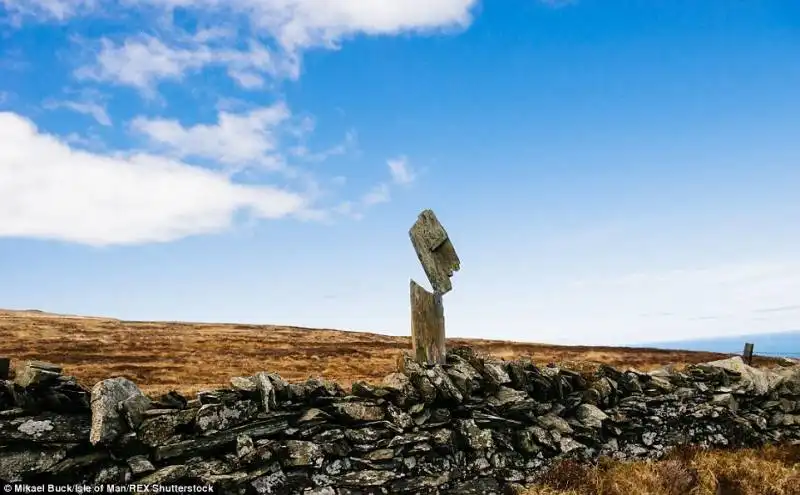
top-left (2, 347), bottom-right (800, 494)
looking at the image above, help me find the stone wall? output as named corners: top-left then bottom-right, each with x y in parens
top-left (1, 346), bottom-right (800, 494)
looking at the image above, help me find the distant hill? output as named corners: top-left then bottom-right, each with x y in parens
top-left (638, 330), bottom-right (800, 358)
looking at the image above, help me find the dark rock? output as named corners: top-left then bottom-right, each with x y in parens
top-left (154, 391), bottom-right (189, 409)
top-left (137, 464), bottom-right (189, 483)
top-left (337, 469), bottom-right (397, 487)
top-left (0, 447), bottom-right (69, 482)
top-left (154, 417), bottom-right (290, 461)
top-left (0, 413), bottom-right (90, 442)
top-left (352, 381), bottom-right (391, 400)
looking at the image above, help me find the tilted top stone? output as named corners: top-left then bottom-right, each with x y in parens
top-left (409, 209), bottom-right (460, 294)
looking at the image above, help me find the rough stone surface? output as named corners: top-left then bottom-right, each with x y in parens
top-left (1, 349), bottom-right (799, 492)
top-left (89, 378), bottom-right (146, 445)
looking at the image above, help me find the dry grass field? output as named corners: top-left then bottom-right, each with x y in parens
top-left (0, 309), bottom-right (783, 395)
top-left (1, 308), bottom-right (798, 495)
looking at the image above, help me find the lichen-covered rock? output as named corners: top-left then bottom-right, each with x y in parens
top-left (331, 400), bottom-right (385, 422)
top-left (14, 362), bottom-right (61, 388)
top-left (254, 373), bottom-right (278, 413)
top-left (426, 367), bottom-right (463, 403)
top-left (0, 413), bottom-right (90, 442)
top-left (701, 356), bottom-right (783, 396)
top-left (575, 403), bottom-right (608, 428)
top-left (251, 470), bottom-right (288, 494)
top-left (231, 376), bottom-right (258, 394)
top-left (280, 440), bottom-right (325, 467)
top-left (126, 455), bottom-right (155, 476)
top-left (138, 408), bottom-right (196, 446)
top-left (382, 373), bottom-right (419, 407)
top-left (119, 393), bottom-right (152, 430)
top-left (137, 464), bottom-right (188, 483)
top-left (195, 400), bottom-right (258, 435)
top-left (457, 419), bottom-right (493, 450)
top-left (90, 377), bottom-right (145, 445)
top-left (0, 447), bottom-right (69, 482)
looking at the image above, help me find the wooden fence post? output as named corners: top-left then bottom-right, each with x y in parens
top-left (0, 357), bottom-right (9, 380)
top-left (409, 209), bottom-right (460, 365)
top-left (742, 342), bottom-right (754, 365)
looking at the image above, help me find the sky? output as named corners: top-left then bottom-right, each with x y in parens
top-left (0, 0), bottom-right (799, 346)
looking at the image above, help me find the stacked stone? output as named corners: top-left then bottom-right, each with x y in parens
top-left (1, 349), bottom-right (799, 494)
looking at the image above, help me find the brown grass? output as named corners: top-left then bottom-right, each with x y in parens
top-left (0, 310), bottom-right (783, 396)
top-left (524, 444), bottom-right (800, 495)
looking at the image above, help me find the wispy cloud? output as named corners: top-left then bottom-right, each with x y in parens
top-left (388, 156), bottom-right (415, 185)
top-left (361, 183), bottom-right (391, 206)
top-left (753, 305), bottom-right (800, 314)
top-left (76, 36), bottom-right (299, 95)
top-left (43, 99), bottom-right (112, 126)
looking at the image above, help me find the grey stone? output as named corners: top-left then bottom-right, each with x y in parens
top-left (251, 470), bottom-right (288, 494)
top-left (196, 400), bottom-right (258, 435)
top-left (119, 393), bottom-right (152, 429)
top-left (14, 363), bottom-right (61, 388)
top-left (231, 376), bottom-right (258, 393)
top-left (139, 408), bottom-right (196, 446)
top-left (331, 401), bottom-right (385, 422)
top-left (126, 455), bottom-right (155, 475)
top-left (576, 404), bottom-right (608, 428)
top-left (137, 464), bottom-right (189, 483)
top-left (90, 377), bottom-right (145, 445)
top-left (281, 440), bottom-right (325, 467)
top-left (254, 372), bottom-right (278, 412)
top-left (337, 469), bottom-right (397, 487)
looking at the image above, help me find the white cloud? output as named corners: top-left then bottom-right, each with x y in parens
top-left (0, 0), bottom-right (96, 22)
top-left (361, 183), bottom-right (391, 206)
top-left (126, 0), bottom-right (479, 50)
top-left (43, 99), bottom-right (112, 126)
top-left (76, 36), bottom-right (299, 93)
top-left (387, 156), bottom-right (415, 184)
top-left (0, 112), bottom-right (308, 246)
top-left (41, 1), bottom-right (477, 93)
top-left (130, 103), bottom-right (290, 170)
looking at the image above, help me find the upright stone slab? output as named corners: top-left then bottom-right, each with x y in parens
top-left (410, 280), bottom-right (446, 366)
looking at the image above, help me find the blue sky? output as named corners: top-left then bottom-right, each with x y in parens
top-left (1, 0), bottom-right (799, 345)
